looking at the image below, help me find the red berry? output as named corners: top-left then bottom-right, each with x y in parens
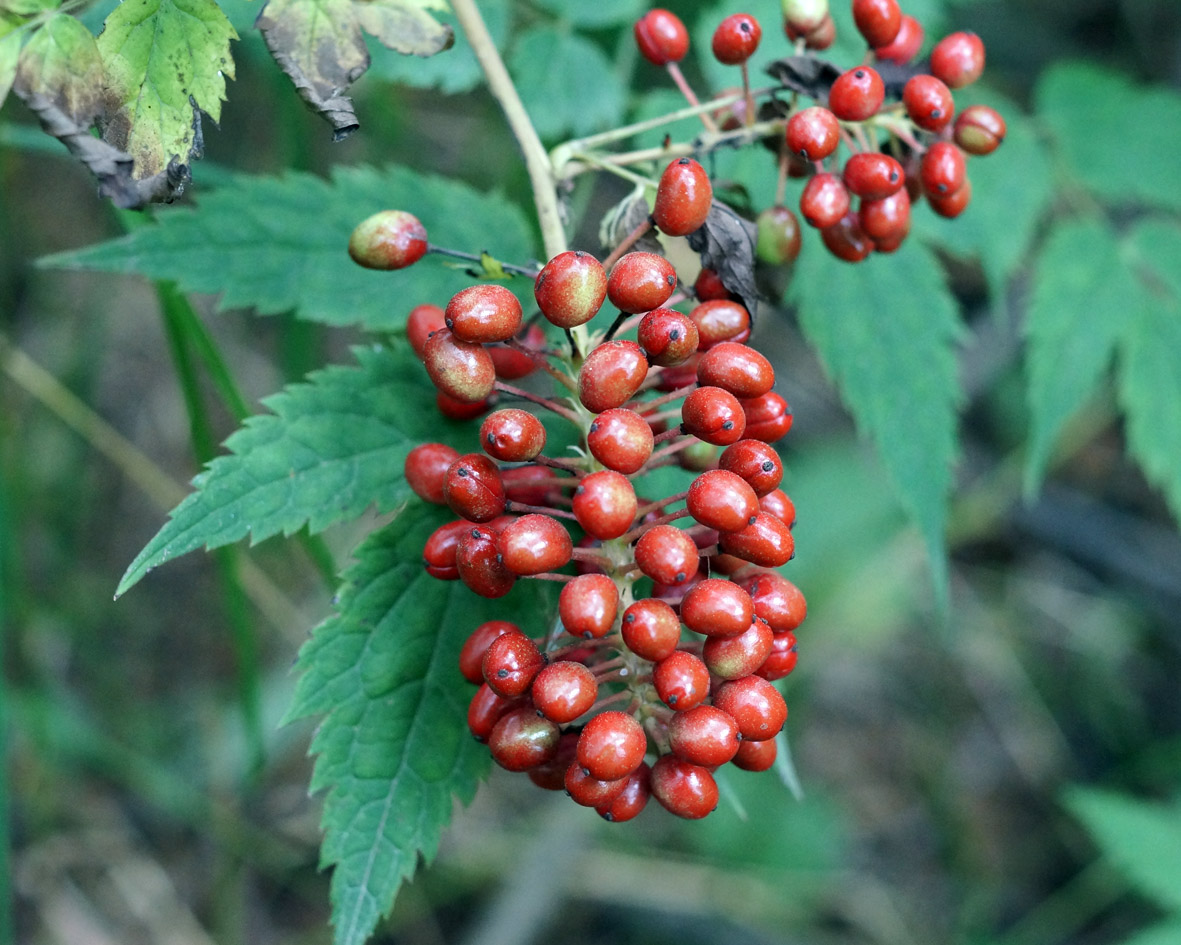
top-left (874, 13), bottom-right (923, 64)
top-left (572, 470), bottom-right (637, 540)
top-left (649, 753), bottom-right (718, 818)
top-left (637, 308), bottom-right (700, 367)
top-left (740, 391), bottom-right (793, 441)
top-left (711, 12), bottom-right (762, 65)
top-left (534, 251), bottom-right (607, 328)
top-left (497, 513), bottom-right (573, 575)
top-left (743, 571), bottom-right (806, 632)
top-left (443, 453), bottom-right (506, 523)
top-left (755, 629), bottom-right (798, 680)
top-left (422, 518), bottom-right (470, 580)
top-left (800, 173), bottom-right (851, 229)
top-left (445, 284), bottom-right (523, 344)
top-left (785, 106), bottom-right (840, 161)
top-left (703, 616), bottom-right (774, 678)
top-left (682, 386), bottom-right (747, 446)
top-left (578, 340), bottom-right (649, 413)
top-left (686, 469), bottom-right (760, 533)
top-left (489, 324), bottom-right (546, 380)
top-left (596, 763), bottom-right (651, 822)
top-left (423, 328), bottom-right (496, 403)
top-left (680, 577), bottom-right (755, 637)
top-left (690, 299), bottom-right (752, 349)
top-left (435, 390), bottom-right (494, 420)
top-left (756, 205), bottom-right (803, 265)
top-left (954, 105), bottom-right (1006, 156)
top-left (820, 212), bottom-right (873, 263)
top-left (859, 188), bottom-right (911, 243)
top-left (634, 8), bottom-right (689, 66)
top-left (620, 598), bottom-right (682, 661)
top-left (852, 0), bottom-right (901, 49)
top-left (348, 210), bottom-right (428, 270)
top-left (565, 762), bottom-right (630, 807)
top-left (668, 704), bottom-right (740, 766)
top-left (488, 707), bottom-right (560, 771)
top-left (758, 487), bottom-right (796, 526)
top-left (482, 630), bottom-right (545, 698)
top-left (587, 407), bottom-right (655, 474)
top-left (930, 31), bottom-right (985, 89)
top-left (928, 176), bottom-right (972, 218)
top-left (634, 525), bottom-right (699, 586)
top-left (719, 512), bottom-right (795, 567)
top-left (607, 252), bottom-right (677, 314)
top-left (407, 303), bottom-right (446, 357)
top-left (577, 710), bottom-right (647, 781)
top-left (459, 619), bottom-right (519, 683)
top-left (404, 442), bottom-right (460, 505)
top-left (903, 74), bottom-right (955, 133)
top-left (693, 267), bottom-right (734, 302)
top-left (501, 465), bottom-right (561, 506)
top-left (843, 152), bottom-right (905, 201)
top-left (467, 683), bottom-right (523, 741)
top-left (732, 736), bottom-right (777, 771)
top-left (531, 661), bottom-right (598, 724)
top-left (558, 573), bottom-right (619, 639)
top-left (718, 439), bottom-right (783, 496)
top-left (456, 525), bottom-right (516, 598)
top-left (921, 141), bottom-right (967, 198)
top-left (653, 157), bottom-right (713, 237)
top-left (713, 675), bottom-right (787, 740)
top-left (828, 67), bottom-right (885, 121)
top-left (480, 408), bottom-right (547, 463)
top-left (696, 342), bottom-right (775, 399)
top-left (529, 732), bottom-right (580, 790)
top-left (652, 650), bottom-right (711, 710)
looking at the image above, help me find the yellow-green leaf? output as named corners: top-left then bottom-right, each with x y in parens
top-left (13, 12), bottom-right (104, 121)
top-left (97, 0), bottom-right (237, 178)
top-left (354, 0), bottom-right (453, 57)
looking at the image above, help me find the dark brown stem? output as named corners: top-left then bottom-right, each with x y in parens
top-left (494, 381), bottom-right (581, 423)
top-left (504, 500), bottom-right (579, 520)
top-left (602, 217), bottom-right (654, 272)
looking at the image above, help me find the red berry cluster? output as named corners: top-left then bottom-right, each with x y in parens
top-left (398, 243), bottom-right (804, 821)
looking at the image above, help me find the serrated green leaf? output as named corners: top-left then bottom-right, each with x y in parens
top-left (116, 345), bottom-right (475, 596)
top-left (13, 12), bottom-right (104, 121)
top-left (1036, 61), bottom-right (1181, 212)
top-left (1064, 787), bottom-right (1181, 912)
top-left (1116, 219), bottom-right (1181, 523)
top-left (533, 0), bottom-right (642, 28)
top-left (790, 239), bottom-right (961, 603)
top-left (289, 503), bottom-right (558, 945)
top-left (96, 0), bottom-right (236, 177)
top-left (510, 28), bottom-right (624, 139)
top-left (39, 165), bottom-right (536, 330)
top-left (354, 0), bottom-right (452, 57)
top-left (1023, 217), bottom-right (1142, 495)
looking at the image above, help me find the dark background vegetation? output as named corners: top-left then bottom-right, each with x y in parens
top-left (2, 0), bottom-right (1180, 943)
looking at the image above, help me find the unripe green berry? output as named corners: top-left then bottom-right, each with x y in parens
top-left (348, 210), bottom-right (428, 270)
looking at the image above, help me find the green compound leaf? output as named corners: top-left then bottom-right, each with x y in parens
top-left (1023, 217), bottom-right (1142, 496)
top-left (1064, 787), bottom-right (1181, 912)
top-left (12, 12), bottom-right (104, 121)
top-left (288, 503), bottom-right (558, 945)
top-left (39, 165), bottom-right (536, 331)
top-left (116, 344), bottom-right (474, 597)
top-left (509, 27), bottom-right (625, 140)
top-left (1116, 219), bottom-right (1181, 524)
top-left (96, 0), bottom-right (237, 178)
top-left (1036, 61), bottom-right (1181, 212)
top-left (790, 239), bottom-right (962, 605)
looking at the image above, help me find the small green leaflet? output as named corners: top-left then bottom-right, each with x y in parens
top-left (1037, 61), bottom-right (1181, 212)
top-left (790, 239), bottom-right (962, 607)
top-left (39, 165), bottom-right (537, 331)
top-left (287, 503), bottom-right (558, 945)
top-left (116, 344), bottom-right (473, 597)
top-left (1064, 787), bottom-right (1181, 913)
top-left (97, 0), bottom-right (237, 178)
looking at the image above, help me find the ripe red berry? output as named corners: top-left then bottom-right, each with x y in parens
top-left (637, 308), bottom-right (699, 367)
top-left (930, 31), bottom-right (985, 88)
top-left (859, 188), bottom-right (912, 243)
top-left (531, 661), bottom-right (598, 724)
top-left (423, 328), bottom-right (496, 403)
top-left (928, 176), bottom-right (972, 218)
top-left (719, 512), bottom-right (795, 567)
top-left (653, 157), bottom-right (713, 237)
top-left (843, 152), bottom-right (905, 201)
top-left (755, 629), bottom-right (798, 680)
top-left (559, 573), bottom-right (619, 639)
top-left (435, 391), bottom-right (494, 420)
top-left (693, 267), bottom-right (734, 302)
top-left (668, 704), bottom-right (740, 767)
top-left (577, 710), bottom-right (648, 781)
top-left (528, 732), bottom-right (580, 790)
top-left (852, 0), bottom-right (901, 49)
top-left (740, 391), bottom-right (793, 441)
top-left (482, 630), bottom-right (545, 698)
top-left (702, 617), bottom-right (774, 678)
top-left (634, 8), bottom-right (689, 66)
top-left (718, 439), bottom-right (783, 496)
top-left (488, 707), bottom-right (560, 771)
top-left (572, 470), bottom-right (638, 540)
top-left (713, 675), bottom-right (787, 740)
top-left (652, 650), bottom-right (711, 710)
top-left (348, 210), bottom-right (428, 270)
top-left (407, 303), bottom-right (446, 357)
top-left (758, 488), bottom-right (796, 526)
top-left (696, 342), bottom-right (775, 399)
top-left (711, 13), bottom-right (762, 65)
top-left (404, 442), bottom-right (460, 505)
top-left (682, 386), bottom-right (747, 446)
top-left (820, 212), bottom-right (873, 263)
top-left (785, 106), bottom-right (840, 161)
top-left (874, 13), bottom-right (923, 64)
top-left (680, 577), bottom-right (755, 637)
top-left (649, 753), bottom-right (718, 818)
top-left (634, 525), bottom-right (699, 586)
top-left (497, 514), bottom-right (573, 575)
top-left (489, 324), bottom-right (545, 380)
top-left (422, 518), bottom-right (470, 580)
top-left (456, 525), bottom-right (516, 597)
top-left (443, 453), bottom-right (506, 522)
top-left (954, 105), bottom-right (1006, 155)
top-left (596, 763), bottom-right (651, 822)
top-left (921, 141), bottom-right (968, 198)
top-left (587, 408), bottom-right (655, 474)
top-left (534, 251), bottom-right (608, 328)
top-left (502, 465), bottom-right (561, 506)
top-left (690, 300), bottom-right (751, 349)
top-left (479, 408), bottom-right (546, 462)
top-left (578, 340), bottom-right (650, 413)
top-left (756, 205), bottom-right (803, 265)
top-left (565, 762), bottom-right (629, 807)
top-left (607, 252), bottom-right (677, 314)
top-left (732, 736), bottom-right (777, 771)
top-left (903, 74), bottom-right (955, 133)
top-left (800, 172), bottom-right (851, 229)
top-left (828, 66), bottom-right (885, 121)
top-left (459, 620), bottom-right (519, 684)
top-left (445, 284), bottom-right (523, 344)
top-left (467, 683), bottom-right (523, 741)
top-left (620, 598), bottom-right (682, 661)
top-left (686, 469), bottom-right (760, 533)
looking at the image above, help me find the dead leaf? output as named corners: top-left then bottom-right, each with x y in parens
top-left (687, 202), bottom-right (759, 321)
